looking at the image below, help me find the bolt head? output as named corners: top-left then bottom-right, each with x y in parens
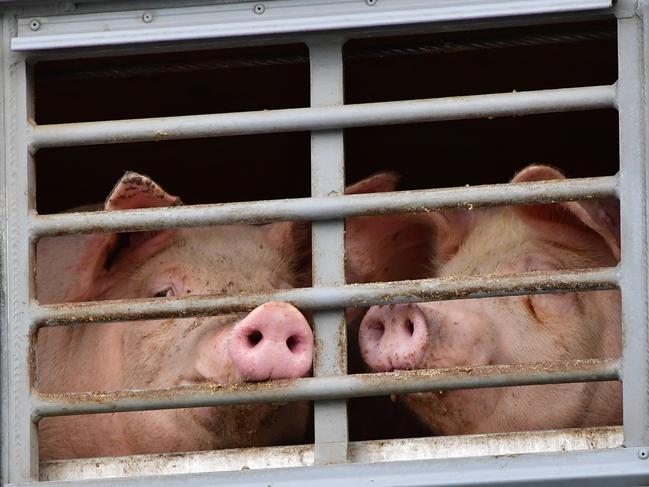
top-left (366, 0), bottom-right (377, 5)
top-left (254, 4), bottom-right (265, 14)
top-left (29, 19), bottom-right (41, 31)
top-left (639, 448), bottom-right (649, 459)
top-left (142, 11), bottom-right (154, 23)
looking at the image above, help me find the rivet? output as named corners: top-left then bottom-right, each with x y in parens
top-left (29, 19), bottom-right (41, 31)
top-left (639, 448), bottom-right (649, 459)
top-left (366, 0), bottom-right (377, 5)
top-left (142, 11), bottom-right (154, 23)
top-left (254, 4), bottom-right (265, 14)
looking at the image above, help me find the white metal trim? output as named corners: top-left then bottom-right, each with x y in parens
top-left (40, 426), bottom-right (623, 481)
top-left (19, 446), bottom-right (649, 487)
top-left (11, 0), bottom-right (613, 51)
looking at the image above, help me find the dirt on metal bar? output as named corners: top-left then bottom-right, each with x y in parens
top-left (31, 176), bottom-right (618, 237)
top-left (32, 267), bottom-right (618, 327)
top-left (32, 358), bottom-right (620, 418)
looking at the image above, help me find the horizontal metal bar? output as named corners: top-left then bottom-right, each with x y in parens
top-left (33, 267), bottom-right (619, 326)
top-left (30, 85), bottom-right (615, 149)
top-left (32, 176), bottom-right (618, 237)
top-left (33, 358), bottom-right (619, 418)
top-left (11, 0), bottom-right (612, 52)
top-left (22, 446), bottom-right (649, 487)
top-left (40, 426), bottom-right (622, 481)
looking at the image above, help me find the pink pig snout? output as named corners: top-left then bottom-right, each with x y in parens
top-left (228, 302), bottom-right (313, 381)
top-left (359, 304), bottom-right (429, 372)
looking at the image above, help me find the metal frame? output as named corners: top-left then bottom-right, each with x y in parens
top-left (619, 0), bottom-right (649, 447)
top-left (28, 85), bottom-right (615, 148)
top-left (40, 426), bottom-right (624, 481)
top-left (29, 446), bottom-right (649, 487)
top-left (1, 0), bottom-right (648, 485)
top-left (9, 0), bottom-right (613, 51)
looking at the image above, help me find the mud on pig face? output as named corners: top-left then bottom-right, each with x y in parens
top-left (37, 171), bottom-right (402, 459)
top-left (358, 165), bottom-right (622, 435)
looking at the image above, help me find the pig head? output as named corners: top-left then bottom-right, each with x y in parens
top-left (358, 165), bottom-right (622, 435)
top-left (36, 171), bottom-right (406, 459)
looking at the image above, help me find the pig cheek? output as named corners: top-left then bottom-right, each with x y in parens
top-left (188, 402), bottom-right (310, 449)
top-left (123, 409), bottom-right (218, 454)
top-left (402, 388), bottom-right (500, 435)
top-left (400, 391), bottom-right (464, 435)
top-left (417, 303), bottom-right (498, 369)
top-left (121, 320), bottom-right (194, 388)
top-left (195, 325), bottom-right (240, 384)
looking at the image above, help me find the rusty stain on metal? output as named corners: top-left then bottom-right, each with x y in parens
top-left (337, 315), bottom-right (347, 373)
top-left (28, 327), bottom-right (38, 390)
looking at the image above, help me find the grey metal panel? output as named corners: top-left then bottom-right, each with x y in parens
top-left (309, 40), bottom-right (348, 465)
top-left (33, 358), bottom-right (618, 417)
top-left (40, 427), bottom-right (623, 481)
top-left (30, 84), bottom-right (615, 149)
top-left (0, 13), bottom-right (8, 486)
top-left (31, 176), bottom-right (618, 237)
top-left (10, 0), bottom-right (613, 51)
top-left (2, 15), bottom-right (37, 482)
top-left (617, 13), bottom-right (649, 446)
top-left (16, 447), bottom-right (649, 487)
top-left (33, 267), bottom-right (618, 326)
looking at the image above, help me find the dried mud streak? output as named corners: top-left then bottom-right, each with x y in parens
top-left (32, 176), bottom-right (616, 240)
top-left (33, 358), bottom-right (618, 418)
top-left (337, 315), bottom-right (347, 374)
top-left (36, 267), bottom-right (617, 326)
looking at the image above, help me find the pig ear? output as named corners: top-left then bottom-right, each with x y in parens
top-left (345, 171), bottom-right (400, 195)
top-left (264, 220), bottom-right (312, 286)
top-left (265, 172), bottom-right (408, 285)
top-left (345, 214), bottom-right (435, 283)
top-left (104, 171), bottom-right (181, 211)
top-left (345, 172), bottom-right (435, 283)
top-left (65, 173), bottom-right (181, 301)
top-left (512, 164), bottom-right (620, 260)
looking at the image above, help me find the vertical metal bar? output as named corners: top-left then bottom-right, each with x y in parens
top-left (309, 38), bottom-right (349, 465)
top-left (0, 12), bottom-right (8, 486)
top-left (3, 12), bottom-right (38, 481)
top-left (617, 11), bottom-right (649, 446)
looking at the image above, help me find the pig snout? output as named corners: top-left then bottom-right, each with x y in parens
top-left (228, 302), bottom-right (313, 381)
top-left (359, 304), bottom-right (428, 372)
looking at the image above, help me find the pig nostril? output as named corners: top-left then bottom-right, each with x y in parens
top-left (247, 330), bottom-right (263, 347)
top-left (405, 319), bottom-right (414, 336)
top-left (286, 335), bottom-right (300, 352)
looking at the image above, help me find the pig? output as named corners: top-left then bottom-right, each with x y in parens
top-left (36, 171), bottom-right (409, 460)
top-left (357, 165), bottom-right (622, 435)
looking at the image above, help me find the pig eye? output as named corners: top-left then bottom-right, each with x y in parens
top-left (153, 287), bottom-right (175, 298)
